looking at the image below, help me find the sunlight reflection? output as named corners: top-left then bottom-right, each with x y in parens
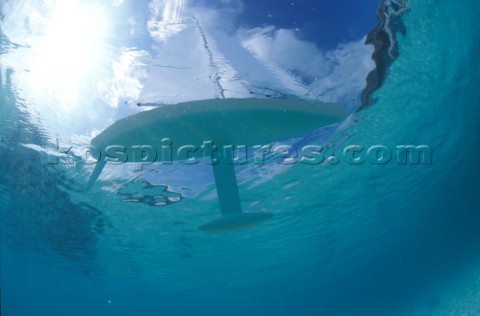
top-left (28, 1), bottom-right (110, 107)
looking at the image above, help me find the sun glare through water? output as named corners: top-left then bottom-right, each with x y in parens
top-left (27, 1), bottom-right (111, 109)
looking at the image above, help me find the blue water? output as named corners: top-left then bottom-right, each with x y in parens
top-left (1, 0), bottom-right (480, 315)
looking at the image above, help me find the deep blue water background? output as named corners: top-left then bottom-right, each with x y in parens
top-left (1, 0), bottom-right (480, 315)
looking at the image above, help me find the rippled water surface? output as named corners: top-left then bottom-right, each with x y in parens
top-left (1, 0), bottom-right (480, 315)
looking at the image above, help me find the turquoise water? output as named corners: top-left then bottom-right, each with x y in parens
top-left (1, 0), bottom-right (480, 315)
